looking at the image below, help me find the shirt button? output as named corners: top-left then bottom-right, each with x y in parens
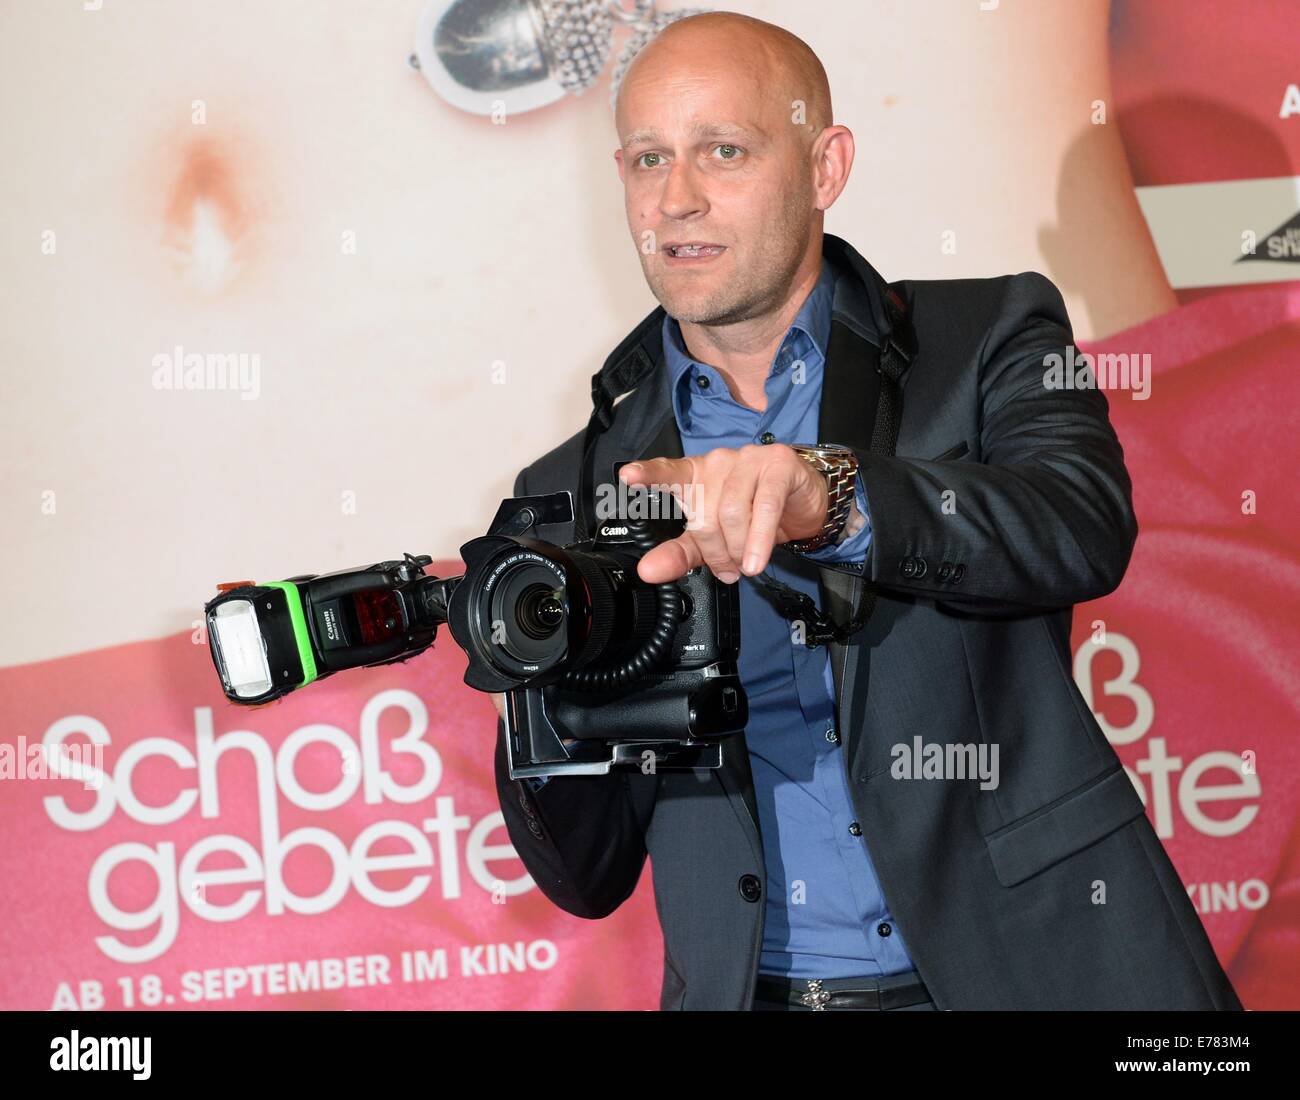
top-left (849, 821), bottom-right (862, 837)
top-left (760, 431), bottom-right (775, 444)
top-left (695, 374), bottom-right (710, 390)
top-left (825, 728), bottom-right (839, 744)
top-left (877, 922), bottom-right (892, 937)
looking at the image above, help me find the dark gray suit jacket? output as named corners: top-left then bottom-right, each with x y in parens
top-left (492, 233), bottom-right (1243, 1011)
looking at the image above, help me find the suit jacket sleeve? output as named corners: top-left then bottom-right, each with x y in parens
top-left (822, 271), bottom-right (1138, 614)
top-left (491, 465), bottom-right (656, 919)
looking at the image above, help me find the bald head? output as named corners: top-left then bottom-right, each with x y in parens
top-left (615, 12), bottom-right (832, 151)
top-left (612, 12), bottom-right (852, 333)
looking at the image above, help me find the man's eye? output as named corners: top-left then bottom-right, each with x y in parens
top-left (636, 152), bottom-right (663, 168)
top-left (712, 144), bottom-right (742, 161)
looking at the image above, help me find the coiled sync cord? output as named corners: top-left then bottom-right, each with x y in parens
top-left (560, 516), bottom-right (682, 692)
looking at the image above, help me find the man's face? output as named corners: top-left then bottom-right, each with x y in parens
top-left (615, 57), bottom-right (815, 326)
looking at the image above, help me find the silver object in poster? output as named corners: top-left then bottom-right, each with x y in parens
top-left (411, 0), bottom-right (710, 116)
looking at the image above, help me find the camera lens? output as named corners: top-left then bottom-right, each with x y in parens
top-left (448, 534), bottom-right (665, 691)
top-left (473, 555), bottom-right (583, 674)
top-left (517, 584), bottom-right (565, 639)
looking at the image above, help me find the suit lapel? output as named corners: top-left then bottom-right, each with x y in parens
top-left (814, 238), bottom-right (914, 723)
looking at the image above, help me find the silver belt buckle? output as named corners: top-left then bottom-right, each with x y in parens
top-left (800, 978), bottom-right (832, 1011)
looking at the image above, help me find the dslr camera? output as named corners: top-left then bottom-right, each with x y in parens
top-left (204, 489), bottom-right (747, 779)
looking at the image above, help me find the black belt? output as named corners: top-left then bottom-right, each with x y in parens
top-left (754, 971), bottom-right (932, 1011)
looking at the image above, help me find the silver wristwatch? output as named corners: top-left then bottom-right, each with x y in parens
top-left (783, 443), bottom-right (861, 553)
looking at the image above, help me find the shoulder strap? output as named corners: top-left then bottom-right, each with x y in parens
top-left (750, 281), bottom-right (913, 646)
top-left (575, 307), bottom-right (665, 542)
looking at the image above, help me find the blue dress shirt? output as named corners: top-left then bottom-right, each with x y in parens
top-left (661, 256), bottom-right (916, 978)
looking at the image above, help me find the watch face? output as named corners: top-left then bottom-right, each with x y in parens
top-left (790, 444), bottom-right (857, 477)
top-left (805, 444), bottom-right (857, 463)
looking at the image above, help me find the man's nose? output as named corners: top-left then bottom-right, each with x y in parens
top-left (658, 160), bottom-right (708, 221)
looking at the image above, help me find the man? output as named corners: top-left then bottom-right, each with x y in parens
top-left (492, 11), bottom-right (1242, 1011)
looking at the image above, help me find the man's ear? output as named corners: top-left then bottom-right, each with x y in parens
top-left (614, 148), bottom-right (625, 184)
top-left (812, 125), bottom-right (855, 213)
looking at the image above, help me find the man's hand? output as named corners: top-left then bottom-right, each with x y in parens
top-left (617, 444), bottom-right (830, 584)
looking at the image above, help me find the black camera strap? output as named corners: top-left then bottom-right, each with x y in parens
top-left (747, 284), bottom-right (913, 647)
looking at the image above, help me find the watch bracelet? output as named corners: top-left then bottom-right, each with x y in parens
top-left (784, 451), bottom-right (858, 553)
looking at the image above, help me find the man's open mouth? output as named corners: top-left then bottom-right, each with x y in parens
top-left (665, 243), bottom-right (726, 258)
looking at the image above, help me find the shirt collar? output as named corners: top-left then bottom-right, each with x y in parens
top-left (661, 255), bottom-right (837, 399)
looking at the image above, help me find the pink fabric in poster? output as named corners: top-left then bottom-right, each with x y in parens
top-left (0, 585), bottom-right (663, 1011)
top-left (1073, 281), bottom-right (1300, 1009)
